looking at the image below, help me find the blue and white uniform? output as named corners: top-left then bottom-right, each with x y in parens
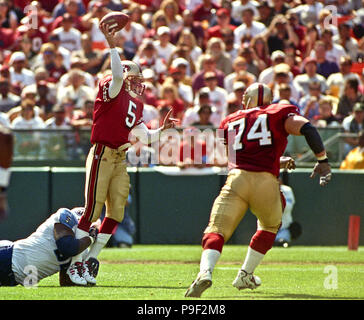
top-left (0, 208), bottom-right (83, 286)
top-left (276, 185), bottom-right (296, 242)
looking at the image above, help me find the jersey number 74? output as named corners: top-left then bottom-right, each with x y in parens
top-left (227, 114), bottom-right (272, 150)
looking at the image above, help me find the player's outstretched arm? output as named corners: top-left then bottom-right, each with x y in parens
top-left (284, 115), bottom-right (331, 186)
top-left (131, 109), bottom-right (179, 144)
top-left (100, 22), bottom-right (124, 99)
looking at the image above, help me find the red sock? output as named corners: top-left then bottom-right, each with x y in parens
top-left (202, 233), bottom-right (224, 253)
top-left (99, 217), bottom-right (119, 234)
top-left (249, 230), bottom-right (276, 254)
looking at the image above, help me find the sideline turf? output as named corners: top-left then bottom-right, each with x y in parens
top-left (0, 245), bottom-right (363, 300)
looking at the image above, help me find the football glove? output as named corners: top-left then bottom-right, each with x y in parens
top-left (310, 161), bottom-right (332, 186)
top-left (88, 226), bottom-right (99, 244)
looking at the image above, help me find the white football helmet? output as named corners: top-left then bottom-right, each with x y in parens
top-left (122, 60), bottom-right (145, 98)
top-left (242, 83), bottom-right (273, 109)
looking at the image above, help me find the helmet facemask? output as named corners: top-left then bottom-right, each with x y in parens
top-left (125, 75), bottom-right (146, 97)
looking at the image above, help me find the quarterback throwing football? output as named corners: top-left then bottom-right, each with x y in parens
top-left (67, 21), bottom-right (177, 286)
top-left (185, 83), bottom-right (332, 297)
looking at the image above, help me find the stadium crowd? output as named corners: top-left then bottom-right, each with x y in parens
top-left (0, 0), bottom-right (363, 167)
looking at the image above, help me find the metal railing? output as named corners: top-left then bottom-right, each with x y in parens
top-left (9, 127), bottom-right (357, 168)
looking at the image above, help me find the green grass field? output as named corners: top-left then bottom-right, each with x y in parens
top-left (1, 245), bottom-right (363, 301)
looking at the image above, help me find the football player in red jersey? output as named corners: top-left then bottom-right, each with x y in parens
top-left (0, 125), bottom-right (13, 221)
top-left (185, 83), bottom-right (331, 297)
top-left (66, 22), bottom-right (177, 286)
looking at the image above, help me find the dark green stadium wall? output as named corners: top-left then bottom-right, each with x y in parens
top-left (1, 168), bottom-right (363, 246)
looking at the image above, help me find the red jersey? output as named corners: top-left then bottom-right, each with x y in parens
top-left (219, 103), bottom-right (300, 177)
top-left (91, 75), bottom-right (144, 149)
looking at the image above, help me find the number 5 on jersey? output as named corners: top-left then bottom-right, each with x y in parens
top-left (228, 114), bottom-right (272, 150)
top-left (126, 100), bottom-right (137, 128)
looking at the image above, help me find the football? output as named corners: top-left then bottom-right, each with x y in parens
top-left (99, 12), bottom-right (130, 32)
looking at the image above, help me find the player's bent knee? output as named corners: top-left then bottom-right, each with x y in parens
top-left (249, 230), bottom-right (277, 254)
top-left (202, 233), bottom-right (224, 253)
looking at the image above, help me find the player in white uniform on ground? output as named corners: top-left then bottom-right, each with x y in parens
top-left (0, 207), bottom-right (97, 286)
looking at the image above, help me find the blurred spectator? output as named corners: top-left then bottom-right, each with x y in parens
top-left (87, 0), bottom-right (123, 12)
top-left (118, 9), bottom-right (146, 60)
top-left (258, 50), bottom-right (286, 84)
top-left (227, 81), bottom-right (245, 107)
top-left (312, 98), bottom-right (341, 128)
top-left (270, 0), bottom-right (290, 16)
top-left (172, 29), bottom-right (201, 75)
top-left (293, 57), bottom-right (327, 95)
top-left (198, 71), bottom-right (228, 126)
top-left (133, 39), bottom-right (167, 82)
top-left (182, 87), bottom-right (211, 128)
top-left (271, 63), bottom-right (300, 103)
top-left (44, 103), bottom-right (71, 129)
top-left (224, 56), bottom-right (254, 93)
top-left (0, 0), bottom-right (19, 30)
top-left (327, 56), bottom-right (362, 98)
top-left (334, 22), bottom-right (359, 62)
top-left (290, 0), bottom-right (323, 26)
top-left (0, 25), bottom-right (14, 49)
top-left (80, 2), bottom-right (110, 50)
top-left (263, 14), bottom-right (299, 54)
top-left (165, 66), bottom-right (193, 109)
top-left (11, 99), bottom-right (44, 129)
top-left (205, 37), bottom-right (233, 76)
top-left (234, 7), bottom-right (266, 46)
top-left (231, 0), bottom-right (259, 25)
top-left (314, 28), bottom-right (346, 67)
top-left (340, 130), bottom-right (364, 170)
top-left (52, 0), bottom-right (86, 18)
top-left (57, 68), bottom-right (95, 109)
top-left (298, 81), bottom-right (326, 120)
top-left (157, 81), bottom-right (185, 121)
top-left (170, 57), bottom-right (193, 87)
top-left (53, 12), bottom-right (82, 52)
top-left (250, 35), bottom-right (270, 71)
top-left (192, 54), bottom-right (225, 93)
top-left (220, 27), bottom-right (239, 62)
top-left (72, 33), bottom-right (104, 75)
top-left (314, 41), bottom-right (340, 79)
top-left (161, 0), bottom-right (183, 29)
top-left (316, 8), bottom-right (338, 38)
top-left (0, 76), bottom-right (20, 113)
top-left (178, 127), bottom-right (207, 169)
top-left (51, 0), bottom-right (87, 32)
top-left (9, 51), bottom-right (35, 89)
top-left (191, 104), bottom-right (213, 127)
top-left (47, 33), bottom-right (72, 70)
top-left (71, 99), bottom-right (93, 129)
top-left (192, 0), bottom-right (220, 24)
top-left (272, 83), bottom-right (298, 107)
top-left (153, 26), bottom-right (176, 63)
top-left (145, 9), bottom-right (166, 40)
top-left (336, 78), bottom-right (362, 120)
top-left (172, 9), bottom-right (205, 49)
top-left (207, 8), bottom-right (236, 40)
top-left (342, 102), bottom-right (364, 155)
top-left (237, 44), bottom-right (260, 78)
top-left (256, 0), bottom-right (273, 27)
top-left (35, 80), bottom-right (56, 120)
